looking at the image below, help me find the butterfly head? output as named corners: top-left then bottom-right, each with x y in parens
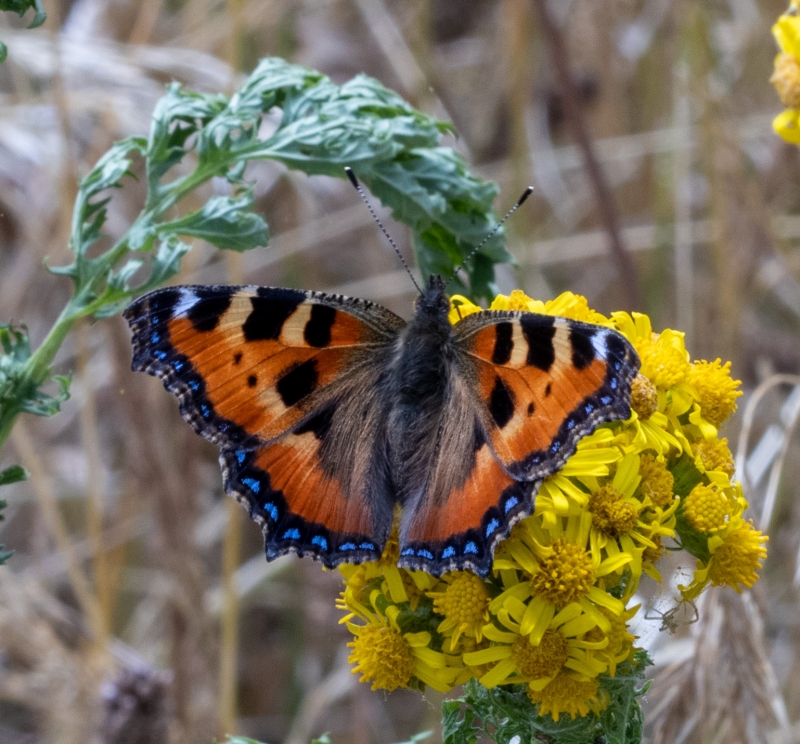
top-left (414, 275), bottom-right (450, 319)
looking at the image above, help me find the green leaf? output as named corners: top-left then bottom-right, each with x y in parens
top-left (147, 85), bottom-right (227, 186)
top-left (158, 191), bottom-right (269, 251)
top-left (0, 0), bottom-right (46, 27)
top-left (0, 465), bottom-right (28, 486)
top-left (442, 653), bottom-right (652, 744)
top-left (0, 324), bottom-right (71, 426)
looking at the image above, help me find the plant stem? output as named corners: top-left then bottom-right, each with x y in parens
top-left (531, 0), bottom-right (642, 310)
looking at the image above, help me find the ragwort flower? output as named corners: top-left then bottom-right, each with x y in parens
top-left (772, 5), bottom-right (800, 144)
top-left (335, 286), bottom-right (763, 732)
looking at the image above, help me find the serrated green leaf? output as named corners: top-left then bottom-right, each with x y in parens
top-left (148, 85), bottom-right (227, 184)
top-left (0, 0), bottom-right (46, 26)
top-left (20, 373), bottom-right (71, 417)
top-left (158, 192), bottom-right (269, 251)
top-left (0, 465), bottom-right (28, 486)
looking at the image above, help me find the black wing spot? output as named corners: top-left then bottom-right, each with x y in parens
top-left (570, 328), bottom-right (596, 370)
top-left (247, 374), bottom-right (258, 388)
top-left (233, 352), bottom-right (243, 365)
top-left (521, 316), bottom-right (556, 371)
top-left (295, 403), bottom-right (337, 441)
top-left (304, 304), bottom-right (337, 348)
top-left (545, 383), bottom-right (552, 397)
top-left (489, 376), bottom-right (516, 429)
top-left (492, 322), bottom-right (513, 365)
top-left (527, 402), bottom-right (535, 416)
top-left (276, 360), bottom-right (318, 407)
top-left (243, 288), bottom-right (306, 342)
top-left (188, 290), bottom-right (233, 332)
top-left (605, 332), bottom-right (627, 361)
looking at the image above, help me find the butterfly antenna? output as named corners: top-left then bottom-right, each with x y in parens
top-left (344, 167), bottom-right (422, 295)
top-left (446, 186), bottom-right (534, 287)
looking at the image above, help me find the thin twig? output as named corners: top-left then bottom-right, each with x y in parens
top-left (11, 420), bottom-right (107, 647)
top-left (76, 321), bottom-right (111, 639)
top-left (530, 0), bottom-right (641, 309)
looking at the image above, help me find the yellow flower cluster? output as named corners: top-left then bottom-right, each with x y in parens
top-left (771, 3), bottom-right (800, 143)
top-left (337, 290), bottom-right (767, 722)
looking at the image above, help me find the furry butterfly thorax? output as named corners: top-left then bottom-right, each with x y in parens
top-left (125, 274), bottom-right (639, 576)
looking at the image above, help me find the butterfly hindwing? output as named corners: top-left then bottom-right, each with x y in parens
top-left (124, 284), bottom-right (405, 565)
top-left (455, 311), bottom-right (639, 479)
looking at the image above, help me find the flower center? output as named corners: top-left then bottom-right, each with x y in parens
top-left (685, 359), bottom-right (742, 428)
top-left (630, 375), bottom-right (658, 420)
top-left (683, 483), bottom-right (730, 533)
top-left (434, 572), bottom-right (489, 629)
top-left (526, 672), bottom-right (603, 722)
top-left (639, 453), bottom-right (675, 509)
top-left (638, 335), bottom-right (689, 389)
top-left (642, 534), bottom-right (665, 565)
top-left (589, 485), bottom-right (640, 537)
top-left (708, 524), bottom-right (768, 590)
top-left (694, 438), bottom-right (735, 477)
top-left (530, 539), bottom-right (594, 608)
top-left (348, 623), bottom-right (414, 691)
top-left (511, 632), bottom-right (569, 679)
top-left (772, 52), bottom-right (800, 109)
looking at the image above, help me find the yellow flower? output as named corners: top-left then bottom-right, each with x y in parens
top-left (586, 605), bottom-right (639, 677)
top-left (629, 375), bottom-right (658, 420)
top-left (772, 51), bottom-right (800, 108)
top-left (463, 601), bottom-right (608, 689)
top-left (771, 8), bottom-right (800, 143)
top-left (581, 453), bottom-right (677, 586)
top-left (428, 571), bottom-right (491, 651)
top-left (693, 437), bottom-right (735, 479)
top-left (686, 359), bottom-right (742, 429)
top-left (345, 597), bottom-right (459, 692)
top-left (589, 485), bottom-right (639, 537)
top-left (493, 517), bottom-right (629, 637)
top-left (680, 520), bottom-right (768, 600)
top-left (682, 483), bottom-right (732, 533)
top-left (638, 453), bottom-right (675, 510)
top-left (707, 522), bottom-right (768, 590)
top-left (526, 672), bottom-right (605, 722)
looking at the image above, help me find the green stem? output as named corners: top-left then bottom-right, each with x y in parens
top-left (0, 307), bottom-right (76, 452)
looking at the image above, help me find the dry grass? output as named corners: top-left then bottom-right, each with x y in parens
top-left (1, 0), bottom-right (800, 741)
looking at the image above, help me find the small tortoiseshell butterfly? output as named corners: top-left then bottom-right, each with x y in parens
top-left (124, 275), bottom-right (639, 576)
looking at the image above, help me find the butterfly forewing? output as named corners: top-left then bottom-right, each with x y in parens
top-left (455, 311), bottom-right (639, 480)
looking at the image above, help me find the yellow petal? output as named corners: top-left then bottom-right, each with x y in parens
top-left (478, 657), bottom-right (518, 689)
top-left (463, 646), bottom-right (513, 666)
top-left (587, 585), bottom-right (625, 615)
top-left (483, 623), bottom-right (520, 644)
top-left (405, 631), bottom-right (432, 648)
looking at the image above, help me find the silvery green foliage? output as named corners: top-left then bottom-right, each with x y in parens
top-left (442, 652), bottom-right (652, 744)
top-left (0, 57), bottom-right (509, 570)
top-left (0, 0), bottom-right (46, 63)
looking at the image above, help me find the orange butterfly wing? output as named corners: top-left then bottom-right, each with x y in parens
top-left (396, 311), bottom-right (638, 575)
top-left (458, 312), bottom-right (639, 479)
top-left (125, 285), bottom-right (403, 566)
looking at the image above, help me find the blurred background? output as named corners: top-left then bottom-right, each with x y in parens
top-left (0, 0), bottom-right (798, 742)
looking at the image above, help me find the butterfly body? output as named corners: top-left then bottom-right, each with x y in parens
top-left (125, 276), bottom-right (639, 576)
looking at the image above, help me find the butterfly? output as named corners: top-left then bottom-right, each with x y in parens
top-left (124, 275), bottom-right (640, 576)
